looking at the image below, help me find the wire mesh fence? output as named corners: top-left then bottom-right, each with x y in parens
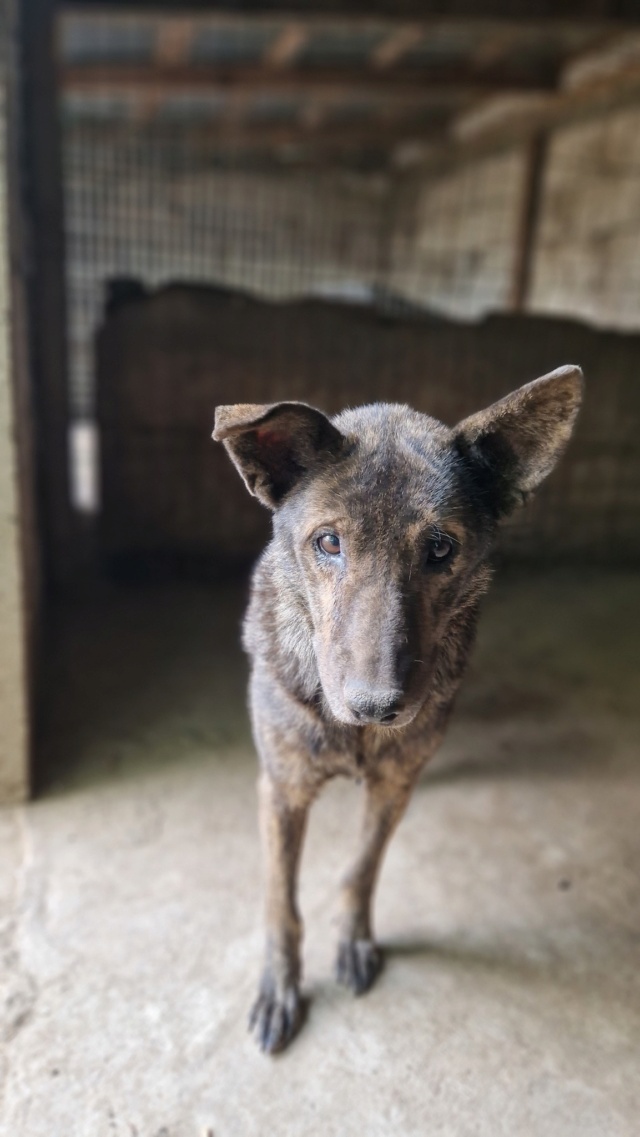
top-left (62, 123), bottom-right (389, 418)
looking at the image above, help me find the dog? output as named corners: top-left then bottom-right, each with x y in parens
top-left (213, 364), bottom-right (583, 1054)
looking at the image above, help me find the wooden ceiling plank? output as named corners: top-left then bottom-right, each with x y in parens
top-left (61, 63), bottom-right (556, 97)
top-left (371, 23), bottom-right (424, 69)
top-left (264, 22), bottom-right (310, 68)
top-left (155, 17), bottom-right (196, 67)
top-left (414, 58), bottom-right (640, 173)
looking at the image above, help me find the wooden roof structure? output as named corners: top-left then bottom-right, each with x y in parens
top-left (58, 4), bottom-right (640, 169)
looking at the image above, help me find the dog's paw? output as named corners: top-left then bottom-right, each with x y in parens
top-left (249, 984), bottom-right (302, 1054)
top-left (336, 938), bottom-right (382, 995)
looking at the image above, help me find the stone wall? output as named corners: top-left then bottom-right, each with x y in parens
top-left (388, 148), bottom-right (528, 320)
top-left (390, 103), bottom-right (640, 332)
top-left (529, 106), bottom-right (640, 331)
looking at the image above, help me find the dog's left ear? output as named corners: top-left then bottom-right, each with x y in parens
top-left (454, 365), bottom-right (584, 518)
top-left (213, 401), bottom-right (347, 508)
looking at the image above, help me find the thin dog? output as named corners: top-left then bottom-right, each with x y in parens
top-left (213, 365), bottom-right (583, 1053)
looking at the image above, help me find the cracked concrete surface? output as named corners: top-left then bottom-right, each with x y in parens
top-left (0, 568), bottom-right (638, 1136)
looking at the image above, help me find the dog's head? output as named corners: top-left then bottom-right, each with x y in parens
top-left (214, 367), bottom-right (583, 729)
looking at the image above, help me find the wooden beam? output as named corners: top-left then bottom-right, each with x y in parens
top-left (371, 23), bottom-right (424, 69)
top-left (264, 23), bottom-right (309, 68)
top-left (561, 29), bottom-right (640, 90)
top-left (155, 18), bottom-right (196, 67)
top-left (510, 131), bottom-right (547, 310)
top-left (61, 63), bottom-right (557, 99)
top-left (413, 57), bottom-right (640, 174)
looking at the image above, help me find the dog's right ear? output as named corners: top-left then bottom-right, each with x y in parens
top-left (454, 365), bottom-right (583, 519)
top-left (213, 401), bottom-right (347, 509)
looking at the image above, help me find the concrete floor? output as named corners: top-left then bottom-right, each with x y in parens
top-left (0, 568), bottom-right (639, 1136)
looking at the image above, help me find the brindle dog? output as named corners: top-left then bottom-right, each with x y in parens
top-left (213, 365), bottom-right (583, 1054)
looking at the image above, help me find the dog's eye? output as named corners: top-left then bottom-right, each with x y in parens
top-left (426, 536), bottom-right (453, 564)
top-left (318, 533), bottom-right (341, 556)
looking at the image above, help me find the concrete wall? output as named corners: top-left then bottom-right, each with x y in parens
top-left (389, 103), bottom-right (640, 333)
top-left (388, 148), bottom-right (528, 320)
top-left (0, 5), bottom-right (34, 803)
top-left (529, 106), bottom-right (640, 331)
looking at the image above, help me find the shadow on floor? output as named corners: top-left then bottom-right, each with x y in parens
top-left (37, 566), bottom-right (640, 797)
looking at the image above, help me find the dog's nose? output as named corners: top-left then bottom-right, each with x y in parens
top-left (344, 683), bottom-right (404, 725)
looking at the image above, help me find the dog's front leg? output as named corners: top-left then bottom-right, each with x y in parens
top-left (249, 770), bottom-right (315, 1053)
top-left (336, 767), bottom-right (418, 995)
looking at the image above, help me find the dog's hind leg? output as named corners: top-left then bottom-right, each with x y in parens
top-left (336, 767), bottom-right (418, 995)
top-left (249, 770), bottom-right (317, 1053)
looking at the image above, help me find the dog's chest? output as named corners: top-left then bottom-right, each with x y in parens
top-left (312, 719), bottom-right (428, 782)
